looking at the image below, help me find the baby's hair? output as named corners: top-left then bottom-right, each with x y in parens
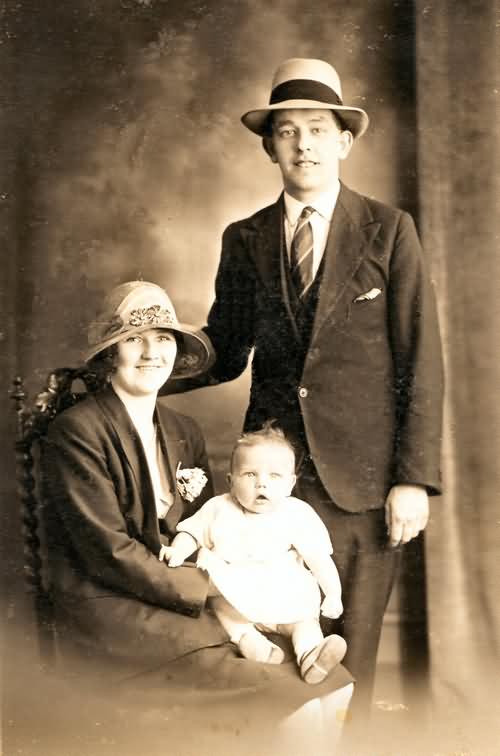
top-left (231, 420), bottom-right (296, 470)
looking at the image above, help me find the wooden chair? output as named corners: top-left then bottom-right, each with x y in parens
top-left (11, 367), bottom-right (106, 666)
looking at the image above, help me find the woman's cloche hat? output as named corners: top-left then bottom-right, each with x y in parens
top-left (241, 57), bottom-right (369, 139)
top-left (85, 280), bottom-right (213, 379)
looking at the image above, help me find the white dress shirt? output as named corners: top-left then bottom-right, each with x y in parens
top-left (283, 182), bottom-right (340, 280)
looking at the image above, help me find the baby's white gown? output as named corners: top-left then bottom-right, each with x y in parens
top-left (177, 493), bottom-right (334, 625)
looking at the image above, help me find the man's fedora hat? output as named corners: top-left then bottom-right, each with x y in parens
top-left (241, 58), bottom-right (369, 139)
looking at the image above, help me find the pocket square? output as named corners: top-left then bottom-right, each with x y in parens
top-left (353, 287), bottom-right (382, 302)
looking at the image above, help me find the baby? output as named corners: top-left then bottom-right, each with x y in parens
top-left (161, 424), bottom-right (346, 684)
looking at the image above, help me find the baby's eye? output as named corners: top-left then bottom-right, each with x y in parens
top-left (270, 473), bottom-right (282, 479)
top-left (244, 472), bottom-right (255, 478)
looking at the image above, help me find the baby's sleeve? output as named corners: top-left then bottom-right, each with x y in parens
top-left (289, 498), bottom-right (333, 559)
top-left (176, 496), bottom-right (217, 549)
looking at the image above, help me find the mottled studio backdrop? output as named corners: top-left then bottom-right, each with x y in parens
top-left (7, 0), bottom-right (416, 481)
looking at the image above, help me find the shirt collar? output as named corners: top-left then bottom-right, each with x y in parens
top-left (284, 181), bottom-right (340, 225)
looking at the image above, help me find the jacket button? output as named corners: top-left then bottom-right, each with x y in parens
top-left (298, 386), bottom-right (308, 398)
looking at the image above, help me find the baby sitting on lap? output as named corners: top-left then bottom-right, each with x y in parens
top-left (160, 423), bottom-right (346, 685)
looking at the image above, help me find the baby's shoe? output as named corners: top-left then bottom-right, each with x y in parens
top-left (300, 634), bottom-right (347, 684)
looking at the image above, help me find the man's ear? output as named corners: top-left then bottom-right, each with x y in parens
top-left (338, 130), bottom-right (354, 161)
top-left (262, 136), bottom-right (278, 163)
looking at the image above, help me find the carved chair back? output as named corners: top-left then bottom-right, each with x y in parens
top-left (12, 367), bottom-right (106, 664)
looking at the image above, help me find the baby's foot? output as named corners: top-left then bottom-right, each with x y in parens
top-left (239, 629), bottom-right (285, 664)
top-left (300, 634), bottom-right (347, 684)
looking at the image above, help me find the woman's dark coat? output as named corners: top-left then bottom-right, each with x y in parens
top-left (42, 385), bottom-right (227, 665)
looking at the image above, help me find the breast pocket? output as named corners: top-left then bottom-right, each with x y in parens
top-left (352, 287), bottom-right (383, 304)
top-left (347, 286), bottom-right (387, 332)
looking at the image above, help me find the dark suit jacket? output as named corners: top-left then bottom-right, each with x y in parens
top-left (171, 183), bottom-right (444, 513)
top-left (42, 386), bottom-right (227, 664)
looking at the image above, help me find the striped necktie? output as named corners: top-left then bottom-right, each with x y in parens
top-left (291, 206), bottom-right (314, 297)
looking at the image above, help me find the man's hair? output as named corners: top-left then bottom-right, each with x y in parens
top-left (231, 420), bottom-right (296, 471)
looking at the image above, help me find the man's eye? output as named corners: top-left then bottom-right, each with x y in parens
top-left (279, 129), bottom-right (294, 138)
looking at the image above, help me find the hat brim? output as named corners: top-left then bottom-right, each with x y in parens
top-left (241, 100), bottom-right (369, 138)
top-left (84, 323), bottom-right (214, 380)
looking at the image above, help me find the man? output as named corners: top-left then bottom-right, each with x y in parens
top-left (166, 58), bottom-right (444, 714)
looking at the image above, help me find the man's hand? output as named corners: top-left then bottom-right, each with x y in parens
top-left (385, 484), bottom-right (429, 547)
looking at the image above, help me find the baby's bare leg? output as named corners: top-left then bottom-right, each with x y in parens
top-left (210, 596), bottom-right (284, 664)
top-left (279, 619), bottom-right (324, 663)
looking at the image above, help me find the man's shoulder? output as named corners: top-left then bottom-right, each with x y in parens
top-left (225, 197), bottom-right (281, 233)
top-left (339, 183), bottom-right (408, 225)
top-left (225, 187), bottom-right (409, 230)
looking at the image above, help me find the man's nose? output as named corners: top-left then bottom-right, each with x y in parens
top-left (296, 130), bottom-right (312, 152)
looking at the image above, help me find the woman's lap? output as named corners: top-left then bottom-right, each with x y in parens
top-left (52, 596), bottom-right (354, 755)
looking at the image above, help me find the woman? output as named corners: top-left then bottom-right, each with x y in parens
top-left (41, 280), bottom-right (352, 753)
top-left (42, 281), bottom-right (230, 667)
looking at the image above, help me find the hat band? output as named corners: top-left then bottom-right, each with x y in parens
top-left (269, 79), bottom-right (343, 107)
top-left (128, 304), bottom-right (175, 328)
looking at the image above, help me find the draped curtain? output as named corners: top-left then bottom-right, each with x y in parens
top-left (415, 0), bottom-right (500, 746)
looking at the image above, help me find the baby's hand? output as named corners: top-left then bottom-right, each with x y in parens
top-left (321, 594), bottom-right (343, 619)
top-left (196, 546), bottom-right (215, 572)
top-left (158, 545), bottom-right (184, 567)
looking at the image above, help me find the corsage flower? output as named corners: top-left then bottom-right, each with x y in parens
top-left (176, 462), bottom-right (208, 502)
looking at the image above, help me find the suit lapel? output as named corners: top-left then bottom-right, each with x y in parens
top-left (95, 386), bottom-right (160, 543)
top-left (250, 195), bottom-right (301, 341)
top-left (248, 197), bottom-right (283, 300)
top-left (95, 386), bottom-right (147, 494)
top-left (312, 185), bottom-right (381, 341)
top-left (155, 406), bottom-right (186, 531)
